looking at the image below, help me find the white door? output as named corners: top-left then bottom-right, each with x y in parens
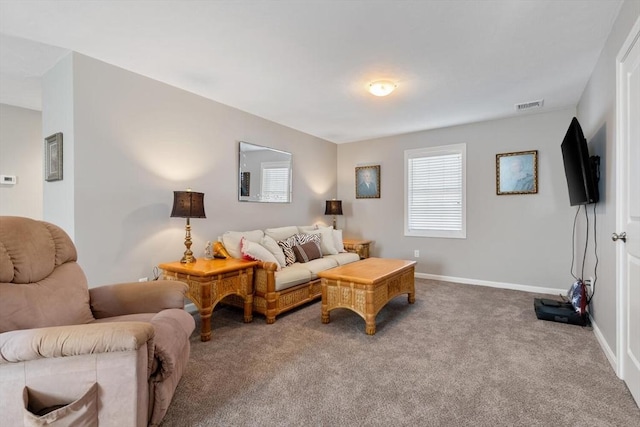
top-left (616, 17), bottom-right (640, 407)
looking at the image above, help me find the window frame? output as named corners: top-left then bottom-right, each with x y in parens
top-left (404, 143), bottom-right (467, 239)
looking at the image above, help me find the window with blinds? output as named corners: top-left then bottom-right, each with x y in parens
top-left (261, 162), bottom-right (291, 202)
top-left (405, 143), bottom-right (466, 238)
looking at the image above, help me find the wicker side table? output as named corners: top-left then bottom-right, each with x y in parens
top-left (159, 258), bottom-right (257, 341)
top-left (343, 238), bottom-right (372, 259)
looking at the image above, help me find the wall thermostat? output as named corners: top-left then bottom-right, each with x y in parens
top-left (0, 175), bottom-right (17, 185)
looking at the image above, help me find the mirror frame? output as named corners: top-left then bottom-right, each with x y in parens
top-left (238, 141), bottom-right (292, 203)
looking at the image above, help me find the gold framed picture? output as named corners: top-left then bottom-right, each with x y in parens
top-left (355, 165), bottom-right (380, 199)
top-left (496, 150), bottom-right (538, 195)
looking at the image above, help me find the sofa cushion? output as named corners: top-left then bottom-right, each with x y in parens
top-left (299, 257), bottom-right (339, 279)
top-left (261, 235), bottom-right (286, 268)
top-left (324, 252), bottom-right (360, 266)
top-left (292, 241), bottom-right (322, 263)
top-left (274, 265), bottom-right (312, 291)
top-left (241, 238), bottom-right (280, 269)
top-left (264, 226), bottom-right (298, 242)
top-left (222, 230), bottom-right (264, 259)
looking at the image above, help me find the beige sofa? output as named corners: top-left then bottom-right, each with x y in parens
top-left (220, 225), bottom-right (360, 323)
top-left (0, 216), bottom-right (195, 426)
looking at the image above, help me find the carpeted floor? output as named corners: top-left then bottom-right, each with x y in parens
top-left (160, 279), bottom-right (640, 426)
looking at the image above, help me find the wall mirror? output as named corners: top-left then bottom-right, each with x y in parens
top-left (239, 141), bottom-right (292, 203)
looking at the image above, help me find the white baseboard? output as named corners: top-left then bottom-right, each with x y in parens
top-left (590, 316), bottom-right (619, 376)
top-left (415, 272), bottom-right (567, 296)
top-left (185, 302), bottom-right (198, 315)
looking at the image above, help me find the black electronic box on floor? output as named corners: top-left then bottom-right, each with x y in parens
top-left (534, 298), bottom-right (588, 326)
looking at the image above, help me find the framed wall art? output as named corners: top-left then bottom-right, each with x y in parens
top-left (496, 150), bottom-right (538, 195)
top-left (355, 165), bottom-right (380, 199)
top-left (45, 132), bottom-right (63, 182)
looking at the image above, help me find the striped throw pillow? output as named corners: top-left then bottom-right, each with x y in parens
top-left (277, 235), bottom-right (298, 266)
top-left (292, 241), bottom-right (322, 263)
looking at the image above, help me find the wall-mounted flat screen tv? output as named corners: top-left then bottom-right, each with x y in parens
top-left (561, 117), bottom-right (599, 206)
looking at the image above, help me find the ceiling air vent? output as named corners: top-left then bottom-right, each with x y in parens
top-left (515, 99), bottom-right (544, 111)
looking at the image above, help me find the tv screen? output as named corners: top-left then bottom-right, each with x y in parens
top-left (561, 117), bottom-right (599, 206)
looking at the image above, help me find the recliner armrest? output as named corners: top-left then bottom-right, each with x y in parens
top-left (89, 280), bottom-right (188, 319)
top-left (0, 322), bottom-right (154, 363)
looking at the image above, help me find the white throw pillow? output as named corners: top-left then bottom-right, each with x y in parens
top-left (261, 235), bottom-right (287, 268)
top-left (333, 229), bottom-right (345, 253)
top-left (241, 237), bottom-right (280, 269)
top-left (310, 226), bottom-right (338, 255)
top-left (222, 230), bottom-right (264, 259)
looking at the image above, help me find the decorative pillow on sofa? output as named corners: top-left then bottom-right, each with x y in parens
top-left (298, 225), bottom-right (338, 255)
top-left (292, 241), bottom-right (322, 263)
top-left (277, 233), bottom-right (321, 266)
top-left (222, 230), bottom-right (264, 259)
top-left (241, 237), bottom-right (280, 269)
top-left (261, 235), bottom-right (287, 268)
top-left (297, 233), bottom-right (321, 246)
top-left (333, 229), bottom-right (345, 252)
top-left (277, 235), bottom-right (299, 266)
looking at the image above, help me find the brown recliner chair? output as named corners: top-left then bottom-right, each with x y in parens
top-left (0, 216), bottom-right (195, 426)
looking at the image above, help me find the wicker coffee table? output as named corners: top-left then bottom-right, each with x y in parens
top-left (318, 257), bottom-right (416, 335)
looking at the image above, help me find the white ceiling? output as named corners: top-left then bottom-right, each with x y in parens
top-left (0, 1), bottom-right (623, 144)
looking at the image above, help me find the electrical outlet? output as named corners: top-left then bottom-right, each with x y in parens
top-left (414, 250), bottom-right (420, 258)
top-left (138, 277), bottom-right (148, 282)
top-left (584, 278), bottom-right (592, 287)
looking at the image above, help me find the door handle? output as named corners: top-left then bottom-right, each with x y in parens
top-left (612, 232), bottom-right (627, 242)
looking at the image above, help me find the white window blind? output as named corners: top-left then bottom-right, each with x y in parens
top-left (405, 144), bottom-right (466, 238)
top-left (261, 162), bottom-right (290, 202)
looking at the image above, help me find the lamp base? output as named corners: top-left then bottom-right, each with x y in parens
top-left (180, 219), bottom-right (197, 263)
top-left (180, 253), bottom-right (196, 264)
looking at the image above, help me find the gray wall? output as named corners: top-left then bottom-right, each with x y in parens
top-left (42, 53), bottom-right (338, 286)
top-left (0, 104), bottom-right (42, 218)
top-left (42, 52), bottom-right (75, 239)
top-left (576, 0), bottom-right (640, 362)
top-left (338, 109), bottom-right (578, 294)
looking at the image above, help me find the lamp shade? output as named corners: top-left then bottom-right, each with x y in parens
top-left (324, 200), bottom-right (343, 216)
top-left (171, 191), bottom-right (206, 218)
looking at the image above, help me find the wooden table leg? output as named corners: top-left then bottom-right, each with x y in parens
top-left (321, 307), bottom-right (330, 324)
top-left (243, 294), bottom-right (253, 323)
top-left (199, 307), bottom-right (213, 342)
top-left (365, 319), bottom-right (376, 335)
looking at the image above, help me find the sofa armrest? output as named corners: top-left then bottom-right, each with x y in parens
top-left (89, 280), bottom-right (188, 319)
top-left (254, 261), bottom-right (278, 294)
top-left (0, 322), bottom-right (154, 363)
top-left (257, 261), bottom-right (279, 272)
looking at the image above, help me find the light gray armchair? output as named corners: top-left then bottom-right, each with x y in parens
top-left (0, 216), bottom-right (195, 426)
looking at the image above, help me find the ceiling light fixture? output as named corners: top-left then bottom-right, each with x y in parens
top-left (369, 80), bottom-right (397, 97)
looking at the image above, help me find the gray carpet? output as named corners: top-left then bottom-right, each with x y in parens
top-left (160, 279), bottom-right (640, 426)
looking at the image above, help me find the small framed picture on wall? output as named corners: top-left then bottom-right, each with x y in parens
top-left (355, 165), bottom-right (380, 199)
top-left (45, 132), bottom-right (63, 182)
top-left (496, 150), bottom-right (538, 195)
